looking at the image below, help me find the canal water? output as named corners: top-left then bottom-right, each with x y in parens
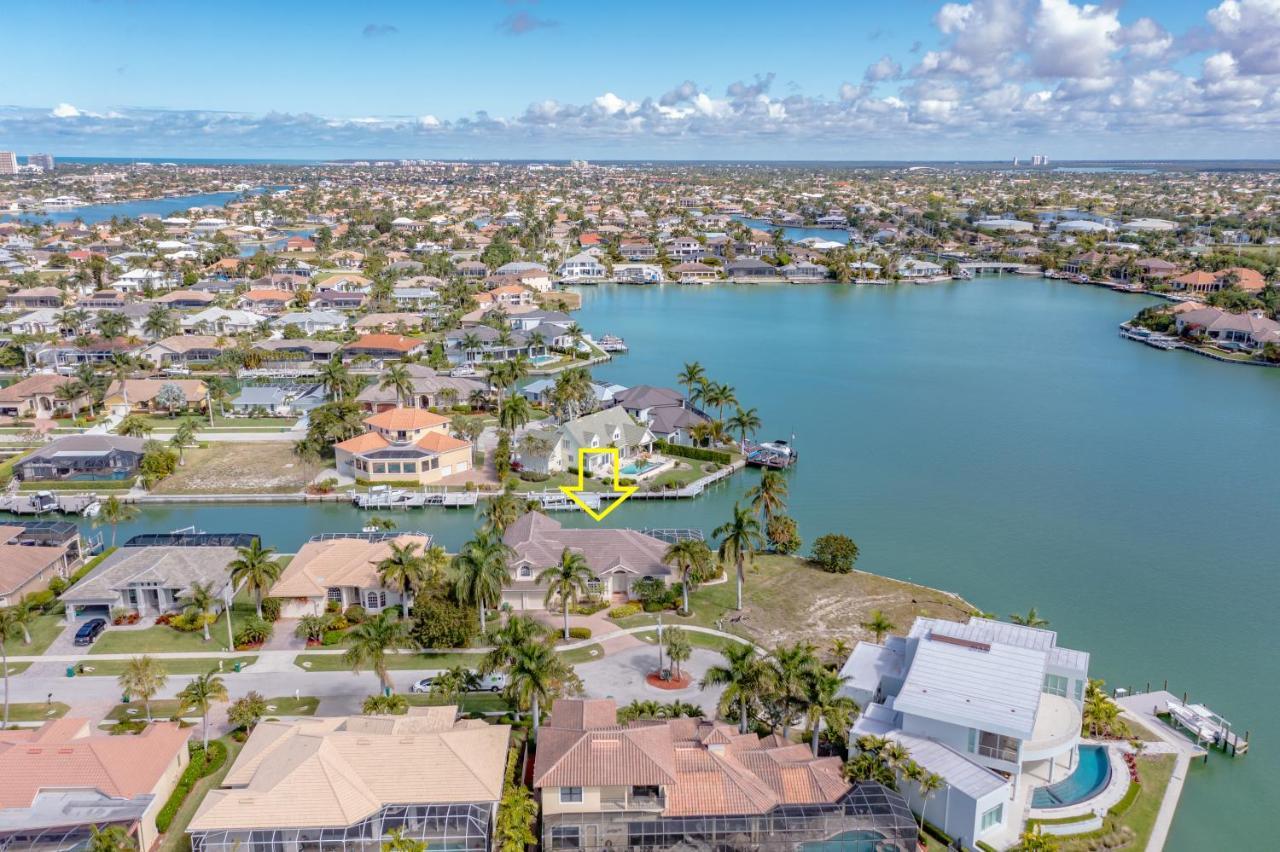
top-left (9, 277), bottom-right (1278, 849)
top-left (1, 186), bottom-right (287, 225)
top-left (731, 215), bottom-right (851, 244)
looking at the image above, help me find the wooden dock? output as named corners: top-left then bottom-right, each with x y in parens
top-left (1118, 687), bottom-right (1250, 758)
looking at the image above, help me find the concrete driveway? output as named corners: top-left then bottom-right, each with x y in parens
top-left (574, 645), bottom-right (726, 713)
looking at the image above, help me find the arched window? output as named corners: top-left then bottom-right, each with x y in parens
top-left (518, 565), bottom-right (532, 579)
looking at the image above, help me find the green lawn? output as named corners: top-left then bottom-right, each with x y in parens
top-left (73, 656), bottom-right (258, 677)
top-left (1, 701), bottom-right (70, 723)
top-left (1058, 753), bottom-right (1176, 851)
top-left (106, 695), bottom-right (318, 722)
top-left (632, 628), bottom-right (747, 654)
top-left (129, 415), bottom-right (298, 430)
top-left (405, 693), bottom-right (510, 714)
top-left (559, 643), bottom-right (605, 665)
top-left (156, 737), bottom-right (243, 852)
top-left (294, 651), bottom-right (485, 672)
top-left (19, 613), bottom-right (68, 656)
top-left (90, 591), bottom-right (260, 655)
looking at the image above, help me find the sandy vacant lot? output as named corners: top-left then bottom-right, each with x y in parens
top-left (151, 443), bottom-right (325, 494)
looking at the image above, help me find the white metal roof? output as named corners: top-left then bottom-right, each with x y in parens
top-left (888, 732), bottom-right (1011, 800)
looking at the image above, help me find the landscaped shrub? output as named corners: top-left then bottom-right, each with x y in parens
top-left (343, 604), bottom-right (367, 623)
top-left (517, 470), bottom-right (550, 482)
top-left (46, 577), bottom-right (68, 596)
top-left (325, 614), bottom-right (349, 631)
top-left (168, 611), bottom-right (214, 632)
top-left (567, 627), bottom-right (592, 640)
top-left (409, 593), bottom-right (478, 649)
top-left (234, 616), bottom-right (273, 647)
top-left (155, 741), bottom-right (228, 833)
top-left (609, 602), bottom-right (642, 619)
top-left (324, 599), bottom-right (341, 614)
top-left (655, 440), bottom-right (732, 464)
top-left (260, 597), bottom-right (282, 622)
top-left (767, 515), bottom-right (802, 555)
top-left (810, 533), bottom-right (860, 574)
top-left (571, 599), bottom-right (608, 615)
top-left (321, 629), bottom-right (345, 646)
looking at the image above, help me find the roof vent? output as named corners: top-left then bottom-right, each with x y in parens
top-left (928, 631), bottom-right (991, 652)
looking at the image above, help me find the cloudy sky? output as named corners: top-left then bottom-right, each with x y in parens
top-left (3, 0), bottom-right (1278, 160)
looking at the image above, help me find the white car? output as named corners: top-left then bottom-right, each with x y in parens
top-left (409, 672), bottom-right (507, 694)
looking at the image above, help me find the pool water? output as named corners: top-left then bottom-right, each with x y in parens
top-left (620, 461), bottom-right (657, 476)
top-left (799, 829), bottom-right (896, 851)
top-left (1031, 745), bottom-right (1112, 808)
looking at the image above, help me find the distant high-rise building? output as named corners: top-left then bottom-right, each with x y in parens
top-left (28, 153), bottom-right (55, 171)
top-left (0, 152), bottom-right (18, 175)
top-left (1029, 154), bottom-right (1050, 166)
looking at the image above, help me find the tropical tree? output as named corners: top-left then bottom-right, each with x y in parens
top-left (862, 610), bottom-right (897, 644)
top-left (452, 529), bottom-right (513, 633)
top-left (1013, 826), bottom-right (1061, 851)
top-left (380, 828), bottom-right (426, 852)
top-left (179, 580), bottom-right (219, 642)
top-left (769, 642), bottom-right (821, 737)
top-left (713, 502), bottom-right (764, 611)
top-left (178, 671), bottom-right (229, 749)
top-left (746, 469), bottom-right (788, 524)
top-left (344, 612), bottom-right (411, 693)
top-left (1010, 607), bottom-right (1050, 628)
top-left (142, 304), bottom-right (177, 340)
top-left (495, 785), bottom-right (538, 852)
top-left (117, 414), bottom-right (152, 438)
top-left (700, 643), bottom-right (772, 734)
top-left (171, 418), bottom-right (199, 464)
top-left (228, 539), bottom-right (282, 618)
top-left (664, 626), bottom-right (692, 679)
top-left (497, 392), bottom-right (532, 433)
top-left (480, 614), bottom-right (549, 677)
top-left (295, 613), bottom-right (328, 643)
top-left (507, 635), bottom-right (577, 735)
top-left (0, 607), bottom-right (23, 728)
top-left (379, 362), bottom-right (414, 407)
top-left (914, 771), bottom-right (945, 831)
top-left (537, 547), bottom-right (595, 640)
top-left (87, 824), bottom-right (136, 852)
top-left (662, 538), bottom-right (713, 616)
top-left (319, 357), bottom-right (353, 401)
top-left (677, 361), bottom-right (706, 403)
top-left (376, 541), bottom-right (429, 614)
top-left (803, 668), bottom-right (859, 756)
top-left (363, 693), bottom-right (409, 715)
top-left (727, 406), bottom-right (762, 446)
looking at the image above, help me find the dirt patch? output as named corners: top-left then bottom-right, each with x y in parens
top-left (732, 555), bottom-right (978, 649)
top-left (151, 443), bottom-right (324, 494)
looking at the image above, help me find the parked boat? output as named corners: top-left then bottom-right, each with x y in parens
top-left (597, 335), bottom-right (628, 353)
top-left (744, 439), bottom-right (798, 469)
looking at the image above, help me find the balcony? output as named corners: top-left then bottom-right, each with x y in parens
top-left (598, 792), bottom-right (666, 812)
top-left (1022, 693), bottom-right (1082, 762)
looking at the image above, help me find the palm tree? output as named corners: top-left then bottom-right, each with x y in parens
top-left (344, 612), bottom-right (411, 693)
top-left (117, 414), bottom-right (152, 438)
top-left (664, 626), bottom-right (692, 679)
top-left (379, 362), bottom-right (414, 407)
top-left (8, 596), bottom-right (38, 645)
top-left (1010, 607), bottom-right (1050, 628)
top-left (0, 607), bottom-right (22, 728)
top-left (727, 406), bottom-right (762, 447)
top-left (746, 470), bottom-right (788, 524)
top-left (117, 656), bottom-right (168, 722)
top-left (228, 540), bottom-right (282, 618)
top-left (178, 671), bottom-right (229, 749)
top-left (380, 828), bottom-right (426, 852)
top-left (452, 529), bottom-right (513, 633)
top-left (828, 637), bottom-right (852, 668)
top-left (94, 495), bottom-right (138, 548)
top-left (376, 541), bottom-right (429, 614)
top-left (862, 610), bottom-right (897, 643)
top-left (497, 392), bottom-right (532, 433)
top-left (87, 824), bottom-right (136, 852)
top-left (179, 581), bottom-right (219, 642)
top-left (803, 668), bottom-right (859, 756)
top-left (319, 357), bottom-right (352, 401)
top-left (507, 635), bottom-right (574, 736)
top-left (713, 502), bottom-right (764, 611)
top-left (701, 643), bottom-right (772, 734)
top-left (171, 419), bottom-right (199, 465)
top-left (770, 642), bottom-right (820, 738)
top-left (677, 361), bottom-right (706, 403)
top-left (537, 548), bottom-right (595, 640)
top-left (142, 305), bottom-right (176, 340)
top-left (662, 538), bottom-right (713, 616)
top-left (914, 771), bottom-right (945, 831)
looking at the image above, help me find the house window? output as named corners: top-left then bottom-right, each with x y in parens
top-left (631, 785), bottom-right (661, 800)
top-left (366, 591), bottom-right (386, 609)
top-left (981, 803), bottom-right (1003, 831)
top-left (558, 787), bottom-right (583, 804)
top-left (977, 731), bottom-right (1019, 763)
top-left (1075, 679), bottom-right (1085, 701)
top-left (1043, 674), bottom-right (1069, 697)
top-left (518, 566), bottom-right (532, 579)
top-left (327, 588), bottom-right (343, 604)
top-left (387, 463), bottom-right (402, 474)
top-left (549, 826), bottom-right (580, 849)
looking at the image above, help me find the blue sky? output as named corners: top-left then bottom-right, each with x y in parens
top-left (3, 0), bottom-right (1278, 159)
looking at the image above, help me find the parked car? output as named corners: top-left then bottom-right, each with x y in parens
top-left (410, 671), bottom-right (507, 694)
top-left (73, 618), bottom-right (107, 646)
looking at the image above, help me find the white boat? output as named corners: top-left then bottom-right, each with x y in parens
top-left (597, 335), bottom-right (628, 352)
top-left (81, 500), bottom-right (101, 519)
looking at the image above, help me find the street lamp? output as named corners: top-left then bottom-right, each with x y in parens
top-left (223, 584), bottom-right (235, 652)
top-left (656, 613), bottom-right (664, 676)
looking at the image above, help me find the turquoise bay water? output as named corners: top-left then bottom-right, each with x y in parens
top-left (731, 215), bottom-right (851, 244)
top-left (7, 278), bottom-right (1277, 848)
top-left (1, 186), bottom-right (286, 225)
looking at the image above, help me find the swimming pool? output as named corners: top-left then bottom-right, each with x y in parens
top-left (799, 829), bottom-right (898, 851)
top-left (1031, 745), bottom-right (1112, 808)
top-left (620, 461), bottom-right (658, 476)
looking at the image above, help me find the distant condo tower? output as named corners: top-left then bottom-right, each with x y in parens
top-left (0, 152), bottom-right (18, 175)
top-left (1030, 154), bottom-right (1050, 166)
top-left (27, 153), bottom-right (55, 171)
top-left (570, 159), bottom-right (589, 169)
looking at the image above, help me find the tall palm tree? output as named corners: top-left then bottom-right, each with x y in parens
top-left (507, 635), bottom-right (574, 736)
top-left (117, 655), bottom-right (168, 722)
top-left (481, 614), bottom-right (549, 675)
top-left (94, 495), bottom-right (138, 548)
top-left (380, 828), bottom-right (426, 852)
top-left (497, 392), bottom-right (532, 433)
top-left (803, 668), bottom-right (859, 756)
top-left (914, 771), bottom-right (945, 831)
top-left (713, 502), bottom-right (764, 611)
top-left (0, 607), bottom-right (22, 728)
top-left (537, 548), bottom-right (595, 640)
top-left (677, 361), bottom-right (706, 403)
top-left (178, 671), bottom-right (229, 749)
top-left (727, 406), bottom-right (762, 447)
top-left (376, 541), bottom-right (428, 614)
top-left (319, 357), bottom-right (352, 401)
top-left (746, 470), bottom-right (788, 525)
top-left (344, 612), bottom-right (411, 693)
top-left (1010, 607), bottom-right (1050, 628)
top-left (179, 581), bottom-right (218, 642)
top-left (228, 539), bottom-right (282, 618)
top-left (452, 529), bottom-right (512, 633)
top-left (117, 414), bottom-right (152, 439)
top-left (662, 538), bottom-right (713, 616)
top-left (379, 362), bottom-right (414, 407)
top-left (700, 643), bottom-right (772, 734)
top-left (862, 610), bottom-right (897, 643)
top-left (770, 642), bottom-right (820, 738)
top-left (142, 305), bottom-right (176, 340)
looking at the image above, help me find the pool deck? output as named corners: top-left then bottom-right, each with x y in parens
top-left (1117, 691), bottom-right (1205, 851)
top-left (1026, 744), bottom-right (1130, 821)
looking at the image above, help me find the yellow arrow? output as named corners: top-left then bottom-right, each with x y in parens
top-left (559, 447), bottom-right (638, 521)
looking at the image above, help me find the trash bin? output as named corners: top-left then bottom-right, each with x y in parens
top-left (233, 661), bottom-right (242, 673)
top-left (122, 694), bottom-right (130, 703)
top-left (66, 666), bottom-right (75, 678)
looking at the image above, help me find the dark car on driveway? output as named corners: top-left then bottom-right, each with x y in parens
top-left (73, 618), bottom-right (107, 646)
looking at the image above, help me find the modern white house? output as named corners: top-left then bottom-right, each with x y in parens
top-left (556, 252), bottom-right (606, 282)
top-left (841, 616), bottom-right (1090, 849)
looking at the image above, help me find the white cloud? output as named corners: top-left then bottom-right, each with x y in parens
top-left (1028, 0), bottom-right (1120, 80)
top-left (51, 103), bottom-right (82, 118)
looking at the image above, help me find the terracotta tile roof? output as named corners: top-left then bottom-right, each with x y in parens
top-left (344, 334), bottom-right (423, 353)
top-left (0, 374), bottom-right (75, 402)
top-left (270, 534), bottom-right (431, 598)
top-left (334, 432), bottom-right (389, 454)
top-left (364, 407), bottom-right (449, 432)
top-left (415, 431), bottom-right (470, 453)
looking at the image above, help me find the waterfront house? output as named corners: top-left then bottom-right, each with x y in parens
top-left (610, 385), bottom-right (709, 444)
top-left (0, 720), bottom-right (191, 852)
top-left (0, 374), bottom-right (89, 419)
top-left (140, 335), bottom-right (223, 368)
top-left (670, 261), bottom-right (718, 283)
top-left (333, 407), bottom-right (472, 485)
top-left (615, 263), bottom-right (665, 284)
top-left (515, 407), bottom-right (654, 476)
top-left (443, 325), bottom-right (548, 365)
top-left (312, 289), bottom-right (368, 311)
top-left (254, 339), bottom-right (341, 367)
top-left (5, 308), bottom-right (63, 336)
top-left (104, 379), bottom-right (208, 415)
top-left (6, 286), bottom-right (64, 309)
top-left (841, 616), bottom-right (1090, 848)
top-left (341, 334), bottom-right (426, 363)
top-left (726, 257), bottom-right (780, 280)
top-left (1174, 307), bottom-right (1280, 350)
top-left (273, 310), bottom-right (348, 335)
top-left (501, 513), bottom-right (672, 608)
top-left (665, 236), bottom-right (707, 261)
top-left (533, 698), bottom-right (918, 851)
top-left (187, 710), bottom-right (508, 852)
top-left (355, 364), bottom-right (486, 412)
top-left (557, 252), bottom-right (607, 282)
top-left (270, 532), bottom-right (431, 616)
top-left (457, 260), bottom-right (488, 278)
top-left (153, 290), bottom-right (216, 309)
top-left (782, 260), bottom-right (830, 282)
top-left (897, 258), bottom-right (944, 279)
top-left (14, 435), bottom-right (144, 483)
top-left (620, 241), bottom-right (658, 261)
top-left (180, 307), bottom-right (263, 336)
top-left (61, 537), bottom-right (243, 622)
top-left (238, 289), bottom-right (294, 314)
top-left (112, 268), bottom-right (175, 293)
top-left (1169, 267), bottom-right (1268, 295)
top-left (229, 384), bottom-right (326, 417)
top-left (0, 521), bottom-right (82, 607)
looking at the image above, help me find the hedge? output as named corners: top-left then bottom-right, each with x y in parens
top-left (655, 440), bottom-right (732, 465)
top-left (1109, 779), bottom-right (1142, 818)
top-left (155, 740), bottom-right (228, 833)
top-left (608, 602), bottom-right (642, 619)
top-left (18, 478), bottom-right (135, 491)
top-left (567, 626), bottom-right (592, 640)
top-left (65, 547), bottom-right (118, 589)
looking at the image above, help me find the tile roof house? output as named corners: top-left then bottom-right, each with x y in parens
top-left (60, 543), bottom-right (240, 621)
top-left (104, 378), bottom-right (208, 413)
top-left (0, 374), bottom-right (90, 419)
top-left (610, 385), bottom-right (710, 444)
top-left (1174, 307), bottom-right (1280, 350)
top-left (341, 334), bottom-right (427, 362)
top-left (0, 720), bottom-right (191, 852)
top-left (500, 512), bottom-right (672, 609)
top-left (355, 364), bottom-right (486, 412)
top-left (333, 407), bottom-right (472, 486)
top-left (187, 710), bottom-right (509, 852)
top-left (0, 522), bottom-right (82, 607)
top-left (515, 407), bottom-right (654, 477)
top-left (533, 698), bottom-right (917, 851)
top-left (140, 335), bottom-right (224, 367)
top-left (269, 532), bottom-right (432, 617)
